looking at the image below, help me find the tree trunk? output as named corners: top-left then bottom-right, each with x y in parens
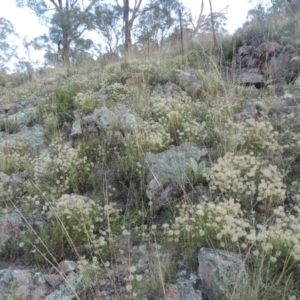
top-left (208, 0), bottom-right (217, 45)
top-left (62, 32), bottom-right (71, 66)
top-left (179, 9), bottom-right (184, 54)
top-left (123, 0), bottom-right (131, 52)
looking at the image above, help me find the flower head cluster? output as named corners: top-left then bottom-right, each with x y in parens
top-left (31, 138), bottom-right (90, 197)
top-left (48, 194), bottom-right (120, 256)
top-left (148, 93), bottom-right (206, 145)
top-left (73, 91), bottom-right (99, 114)
top-left (210, 152), bottom-right (286, 205)
top-left (107, 83), bottom-right (129, 102)
top-left (224, 119), bottom-right (282, 158)
top-left (164, 198), bottom-right (251, 251)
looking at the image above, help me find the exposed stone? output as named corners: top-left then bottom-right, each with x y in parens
top-left (145, 144), bottom-right (202, 209)
top-left (82, 107), bottom-right (117, 132)
top-left (0, 124), bottom-right (45, 150)
top-left (44, 274), bottom-right (64, 288)
top-left (173, 69), bottom-right (202, 96)
top-left (120, 72), bottom-right (144, 84)
top-left (44, 272), bottom-right (86, 300)
top-left (0, 213), bottom-right (23, 247)
top-left (94, 88), bottom-right (108, 100)
top-left (237, 71), bottom-right (264, 88)
top-left (0, 103), bottom-right (21, 115)
top-left (198, 248), bottom-right (248, 300)
top-left (58, 260), bottom-right (78, 275)
top-left (162, 277), bottom-right (202, 300)
top-left (258, 41), bottom-right (283, 58)
top-left (153, 81), bottom-right (183, 99)
top-left (70, 119), bottom-right (82, 138)
top-left (232, 42), bottom-right (300, 86)
top-left (111, 103), bottom-right (143, 129)
top-left (6, 107), bottom-right (38, 126)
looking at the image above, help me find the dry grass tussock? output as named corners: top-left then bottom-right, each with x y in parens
top-left (1, 38), bottom-right (300, 299)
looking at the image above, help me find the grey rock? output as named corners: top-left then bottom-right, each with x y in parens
top-left (82, 107), bottom-right (117, 132)
top-left (0, 124), bottom-right (44, 150)
top-left (173, 70), bottom-right (202, 96)
top-left (145, 144), bottom-right (202, 209)
top-left (94, 88), bottom-right (108, 100)
top-left (279, 93), bottom-right (297, 106)
top-left (234, 101), bottom-right (262, 121)
top-left (0, 172), bottom-right (11, 184)
top-left (70, 119), bottom-right (82, 138)
top-left (111, 103), bottom-right (143, 129)
top-left (237, 72), bottom-right (264, 87)
top-left (0, 213), bottom-right (23, 247)
top-left (198, 248), bottom-right (248, 300)
top-left (45, 272), bottom-right (86, 300)
top-left (82, 104), bottom-right (142, 132)
top-left (44, 274), bottom-right (64, 288)
top-left (294, 76), bottom-right (300, 88)
top-left (153, 82), bottom-right (183, 99)
top-left (6, 107), bottom-right (38, 126)
top-left (58, 261), bottom-right (78, 275)
top-left (0, 269), bottom-right (13, 285)
top-left (162, 276), bottom-right (202, 300)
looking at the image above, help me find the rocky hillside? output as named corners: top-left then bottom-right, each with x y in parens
top-left (1, 45), bottom-right (300, 300)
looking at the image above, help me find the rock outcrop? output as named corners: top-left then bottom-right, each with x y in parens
top-left (230, 41), bottom-right (300, 86)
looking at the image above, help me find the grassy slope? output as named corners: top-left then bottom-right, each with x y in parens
top-left (1, 40), bottom-right (300, 299)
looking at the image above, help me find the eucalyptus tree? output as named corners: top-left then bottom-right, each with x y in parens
top-left (94, 3), bottom-right (123, 54)
top-left (135, 0), bottom-right (185, 50)
top-left (0, 18), bottom-right (19, 73)
top-left (113, 0), bottom-right (162, 52)
top-left (16, 0), bottom-right (101, 66)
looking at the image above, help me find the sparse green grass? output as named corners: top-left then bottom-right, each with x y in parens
top-left (3, 36), bottom-right (300, 300)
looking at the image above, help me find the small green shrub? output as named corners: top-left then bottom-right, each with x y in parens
top-left (0, 119), bottom-right (19, 134)
top-left (54, 85), bottom-right (81, 127)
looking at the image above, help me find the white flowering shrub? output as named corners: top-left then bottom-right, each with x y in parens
top-left (31, 138), bottom-right (91, 197)
top-left (149, 93), bottom-right (206, 145)
top-left (47, 194), bottom-right (120, 258)
top-left (224, 119), bottom-right (282, 157)
top-left (0, 140), bottom-right (32, 173)
top-left (163, 199), bottom-right (250, 265)
top-left (246, 206), bottom-right (300, 279)
top-left (73, 91), bottom-right (99, 114)
top-left (210, 152), bottom-right (286, 205)
top-left (106, 83), bottom-right (129, 102)
top-left (125, 121), bottom-right (170, 153)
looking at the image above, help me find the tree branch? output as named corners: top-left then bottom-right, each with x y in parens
top-left (84, 0), bottom-right (99, 13)
top-left (70, 28), bottom-right (87, 41)
top-left (136, 0), bottom-right (161, 18)
top-left (49, 0), bottom-right (61, 10)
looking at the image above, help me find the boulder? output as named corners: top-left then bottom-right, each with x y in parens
top-left (153, 81), bottom-right (183, 99)
top-left (173, 70), bottom-right (202, 96)
top-left (163, 276), bottom-right (202, 300)
top-left (198, 248), bottom-right (248, 300)
top-left (145, 144), bottom-right (202, 210)
top-left (237, 71), bottom-right (264, 88)
top-left (0, 212), bottom-right (23, 247)
top-left (0, 124), bottom-right (45, 150)
top-left (82, 103), bottom-right (142, 133)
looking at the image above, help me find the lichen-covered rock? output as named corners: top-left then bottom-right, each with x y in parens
top-left (0, 124), bottom-right (45, 150)
top-left (173, 70), bottom-right (202, 96)
top-left (145, 144), bottom-right (202, 209)
top-left (198, 248), bottom-right (248, 300)
top-left (153, 82), bottom-right (183, 99)
top-left (44, 272), bottom-right (86, 300)
top-left (237, 72), bottom-right (264, 87)
top-left (0, 212), bottom-right (23, 247)
top-left (6, 107), bottom-right (38, 126)
top-left (162, 276), bottom-right (202, 300)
